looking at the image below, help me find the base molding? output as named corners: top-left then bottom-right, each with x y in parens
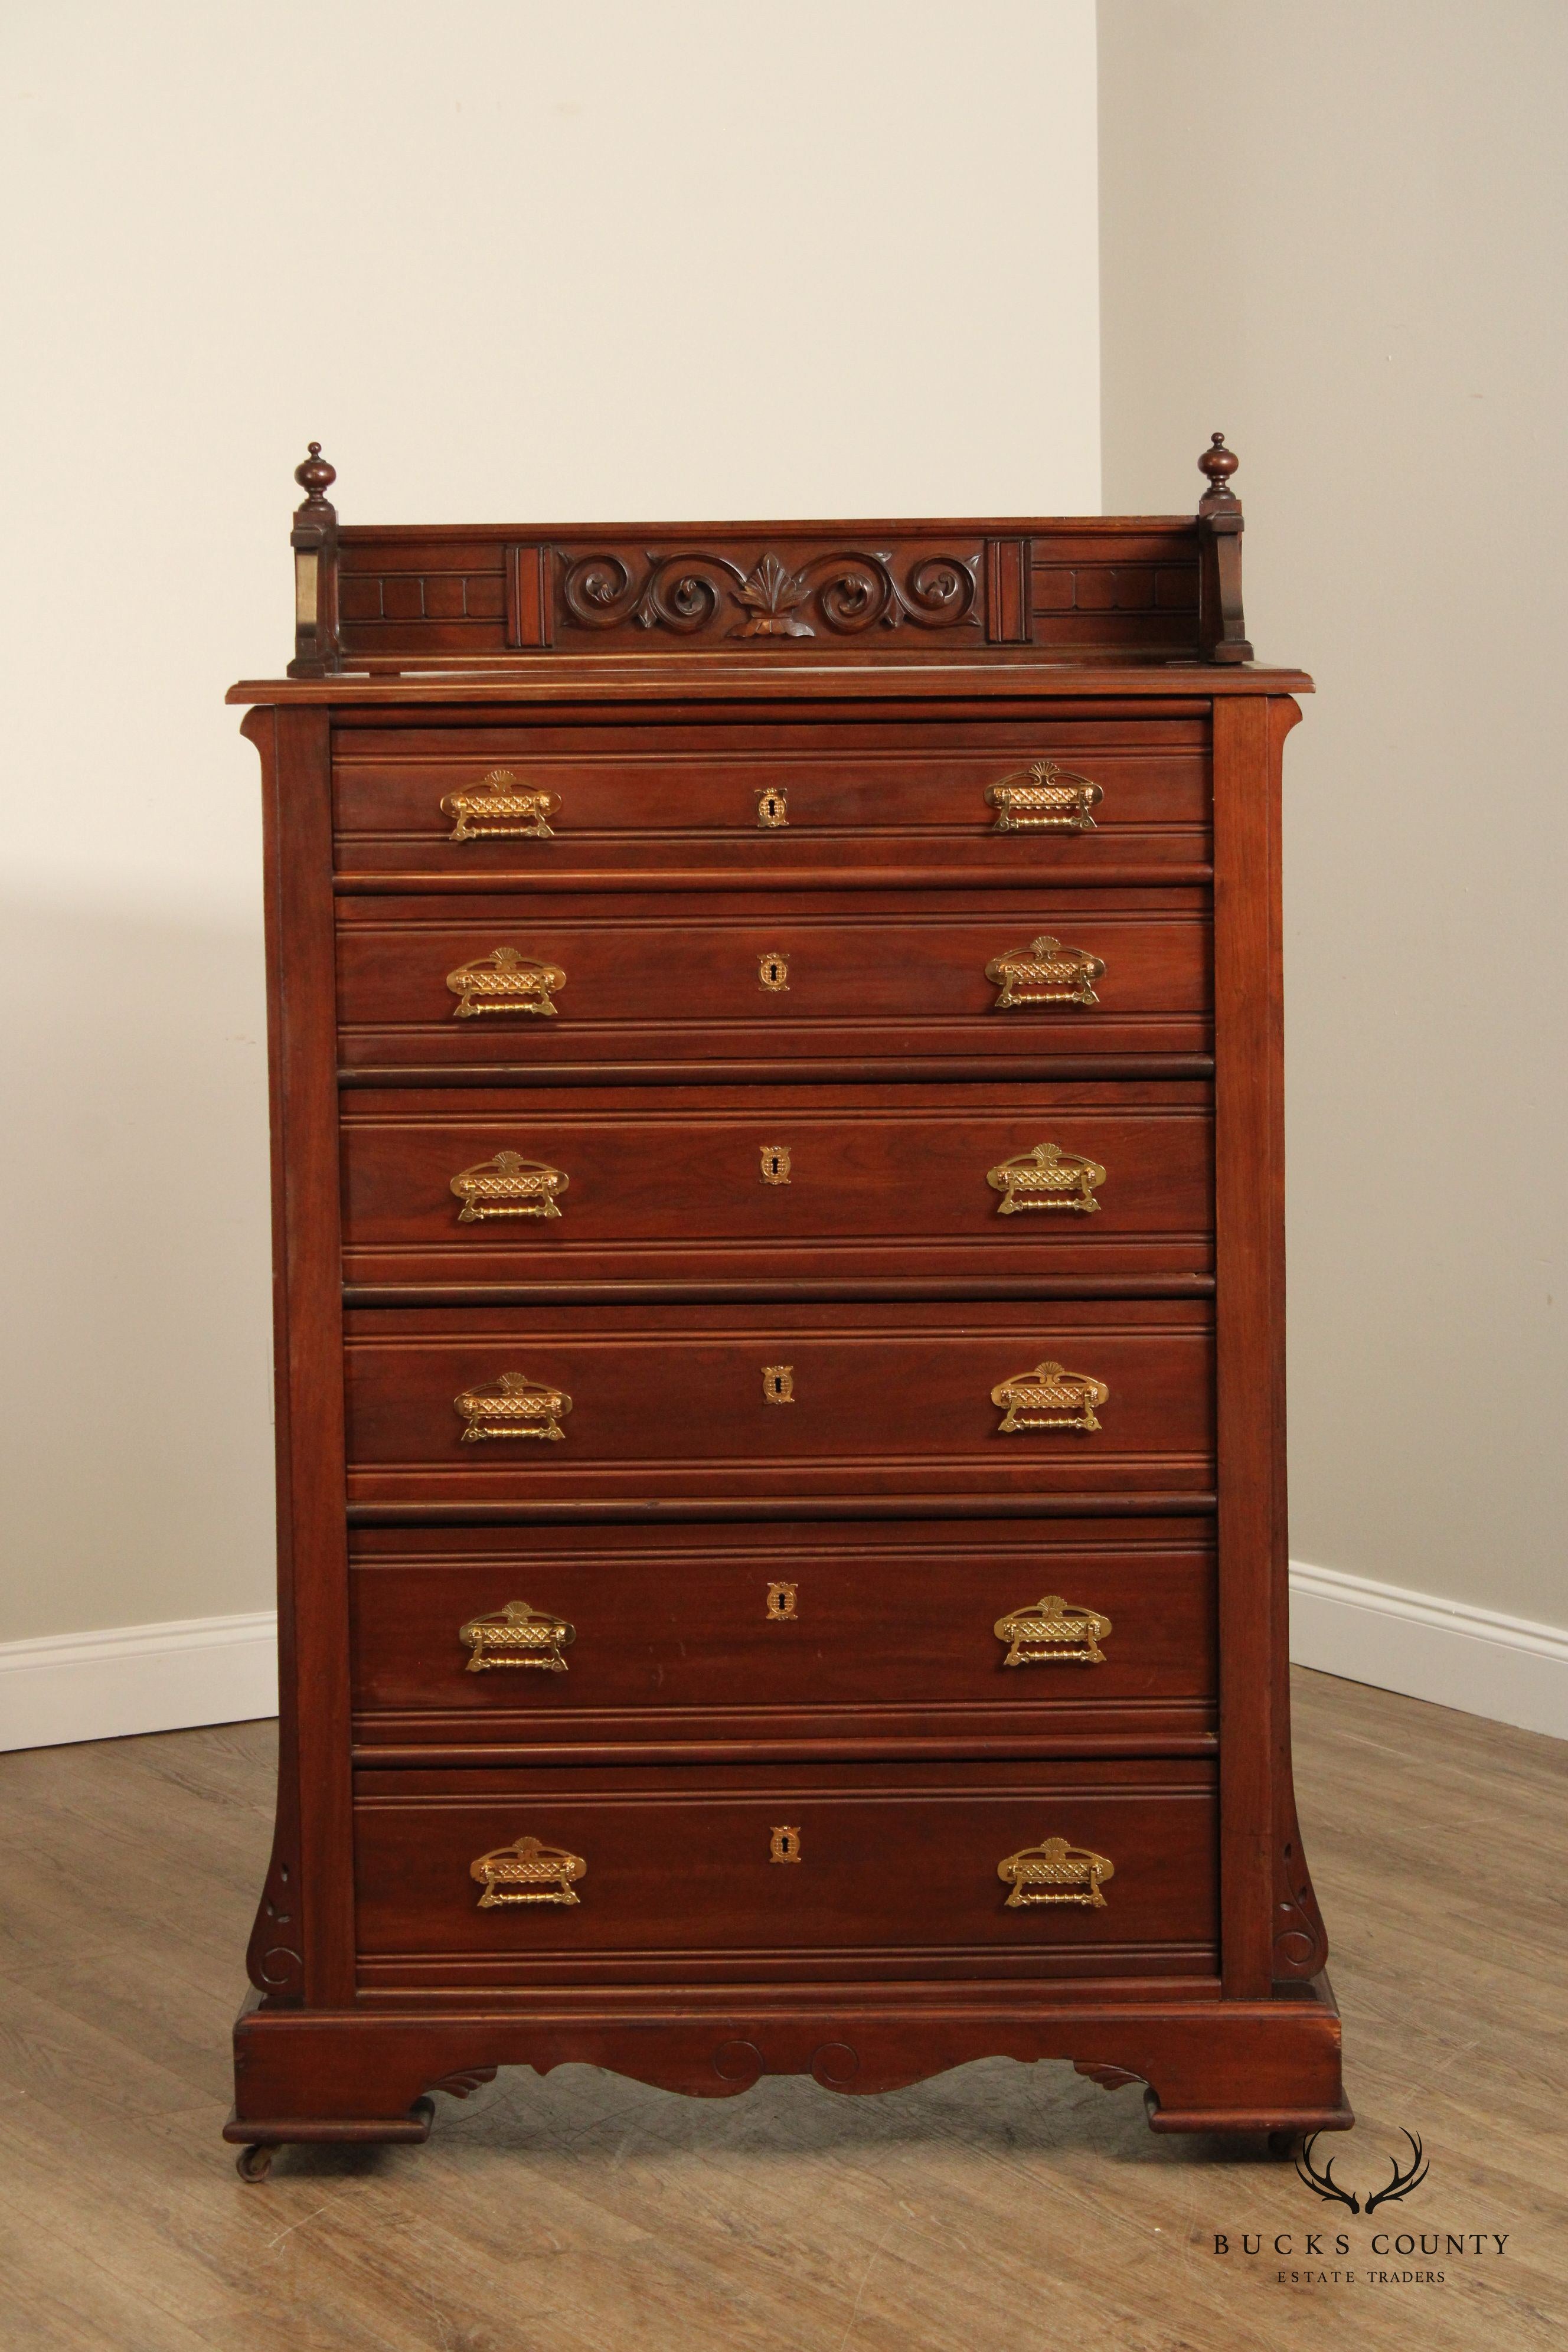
top-left (0, 1609), bottom-right (277, 1752)
top-left (1289, 1559), bottom-right (1567, 1739)
top-left (227, 1978), bottom-right (1348, 2157)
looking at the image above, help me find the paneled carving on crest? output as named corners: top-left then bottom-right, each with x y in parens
top-left (553, 543), bottom-right (982, 645)
top-left (305, 446), bottom-right (1242, 668)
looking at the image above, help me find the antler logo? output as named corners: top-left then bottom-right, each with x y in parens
top-left (1364, 2132), bottom-right (1430, 2213)
top-left (1296, 2129), bottom-right (1429, 2214)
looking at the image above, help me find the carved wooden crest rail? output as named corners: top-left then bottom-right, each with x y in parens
top-left (285, 435), bottom-right (1253, 677)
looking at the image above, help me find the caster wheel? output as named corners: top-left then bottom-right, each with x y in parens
top-left (236, 2144), bottom-right (274, 2183)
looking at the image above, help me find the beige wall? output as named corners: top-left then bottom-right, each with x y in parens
top-left (1098, 1), bottom-right (1567, 1622)
top-left (0, 2), bottom-right (1100, 1645)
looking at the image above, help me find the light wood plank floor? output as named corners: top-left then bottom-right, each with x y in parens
top-left (0, 1669), bottom-right (1562, 2352)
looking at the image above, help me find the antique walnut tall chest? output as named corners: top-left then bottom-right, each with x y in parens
top-left (226, 439), bottom-right (1347, 2174)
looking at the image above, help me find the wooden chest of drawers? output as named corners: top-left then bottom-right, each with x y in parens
top-left (226, 442), bottom-right (1347, 2174)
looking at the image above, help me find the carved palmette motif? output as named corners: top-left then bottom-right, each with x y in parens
top-left (459, 1600), bottom-right (577, 1674)
top-left (446, 945), bottom-right (566, 1019)
top-left (557, 546), bottom-right (981, 642)
top-left (985, 760), bottom-right (1103, 832)
top-left (985, 935), bottom-right (1105, 1010)
top-left (449, 1149), bottom-right (569, 1222)
top-left (986, 1141), bottom-right (1106, 1216)
top-left (991, 1361), bottom-right (1109, 1435)
top-left (441, 770), bottom-right (556, 840)
top-left (993, 1596), bottom-right (1113, 1667)
top-left (997, 1837), bottom-right (1115, 1909)
top-left (453, 1370), bottom-right (572, 1444)
top-left (470, 1835), bottom-right (586, 1908)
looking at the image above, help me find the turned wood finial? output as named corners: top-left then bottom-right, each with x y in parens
top-left (293, 440), bottom-right (337, 508)
top-left (288, 442), bottom-right (340, 676)
top-left (1198, 430), bottom-right (1241, 511)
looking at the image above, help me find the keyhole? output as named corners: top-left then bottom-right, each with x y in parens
top-left (770, 1826), bottom-right (802, 1864)
top-left (756, 788), bottom-right (789, 829)
top-left (762, 1364), bottom-right (795, 1405)
top-left (766, 1580), bottom-right (798, 1620)
top-left (758, 951), bottom-right (790, 992)
top-left (760, 1144), bottom-right (792, 1185)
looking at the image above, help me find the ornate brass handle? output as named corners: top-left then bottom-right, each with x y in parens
top-left (986, 1141), bottom-right (1105, 1215)
top-left (994, 1595), bottom-right (1112, 1667)
top-left (986, 760), bottom-right (1102, 832)
top-left (471, 1835), bottom-right (586, 1907)
top-left (998, 1837), bottom-right (1115, 1908)
top-left (986, 935), bottom-right (1104, 1010)
top-left (455, 1371), bottom-right (572, 1443)
top-left (459, 1600), bottom-right (576, 1672)
top-left (991, 1360), bottom-right (1108, 1434)
top-left (446, 946), bottom-right (566, 1019)
top-left (442, 770), bottom-right (557, 841)
top-left (450, 1150), bottom-right (569, 1222)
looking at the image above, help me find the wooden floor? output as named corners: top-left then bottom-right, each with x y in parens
top-left (1, 1670), bottom-right (1563, 2352)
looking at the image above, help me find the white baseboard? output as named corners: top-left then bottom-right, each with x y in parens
top-left (1289, 1560), bottom-right (1567, 1740)
top-left (0, 1609), bottom-right (277, 1753)
top-left (1, 1572), bottom-right (1562, 1752)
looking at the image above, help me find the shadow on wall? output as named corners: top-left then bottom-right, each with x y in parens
top-left (0, 894), bottom-right (276, 1645)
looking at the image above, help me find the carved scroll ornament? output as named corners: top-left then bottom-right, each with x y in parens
top-left (558, 547), bottom-right (980, 642)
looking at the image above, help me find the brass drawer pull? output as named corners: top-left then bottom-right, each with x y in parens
top-left (998, 1837), bottom-right (1115, 1909)
top-left (455, 1371), bottom-right (571, 1443)
top-left (986, 1141), bottom-right (1105, 1216)
top-left (460, 1600), bottom-right (576, 1673)
top-left (471, 1835), bottom-right (586, 1907)
top-left (994, 1595), bottom-right (1112, 1667)
top-left (986, 760), bottom-right (1102, 832)
top-left (442, 770), bottom-right (557, 841)
top-left (991, 1360), bottom-right (1108, 1435)
top-left (450, 1149), bottom-right (569, 1222)
top-left (446, 946), bottom-right (566, 1019)
top-left (986, 935), bottom-right (1104, 1010)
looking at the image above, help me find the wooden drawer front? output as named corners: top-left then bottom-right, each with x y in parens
top-left (354, 1759), bottom-right (1217, 1979)
top-left (351, 1528), bottom-right (1216, 1740)
top-left (335, 890), bottom-right (1211, 1071)
top-left (342, 1298), bottom-right (1213, 1508)
top-left (332, 714), bottom-right (1210, 881)
top-left (340, 1083), bottom-right (1213, 1279)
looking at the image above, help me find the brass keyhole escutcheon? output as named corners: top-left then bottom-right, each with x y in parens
top-left (766, 1580), bottom-right (799, 1621)
top-left (758, 950), bottom-right (790, 992)
top-left (759, 1144), bottom-right (792, 1185)
top-left (756, 786), bottom-right (789, 829)
top-left (762, 1364), bottom-right (795, 1405)
top-left (770, 1826), bottom-right (802, 1864)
